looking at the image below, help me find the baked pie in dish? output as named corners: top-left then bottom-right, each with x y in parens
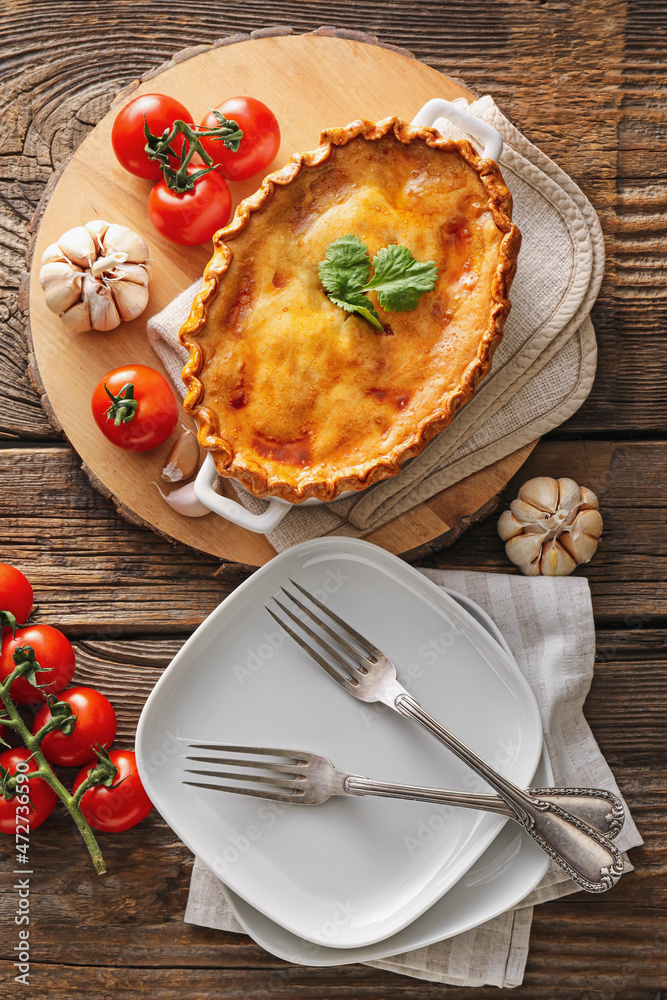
top-left (180, 116), bottom-right (521, 503)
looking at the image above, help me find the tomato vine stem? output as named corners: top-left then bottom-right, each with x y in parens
top-left (0, 649), bottom-right (109, 875)
top-left (144, 112), bottom-right (243, 193)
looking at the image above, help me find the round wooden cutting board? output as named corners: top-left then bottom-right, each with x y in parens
top-left (27, 29), bottom-right (534, 566)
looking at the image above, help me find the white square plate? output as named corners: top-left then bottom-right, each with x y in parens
top-left (216, 589), bottom-right (551, 965)
top-left (136, 538), bottom-right (542, 949)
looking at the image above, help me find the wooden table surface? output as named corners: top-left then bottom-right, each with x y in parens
top-left (1, 2), bottom-right (666, 997)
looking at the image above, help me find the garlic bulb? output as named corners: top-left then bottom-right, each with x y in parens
top-left (498, 476), bottom-right (603, 577)
top-left (39, 220), bottom-right (151, 333)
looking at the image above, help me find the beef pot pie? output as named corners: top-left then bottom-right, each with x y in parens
top-left (180, 116), bottom-right (521, 503)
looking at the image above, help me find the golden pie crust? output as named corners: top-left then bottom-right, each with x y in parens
top-left (180, 117), bottom-right (521, 503)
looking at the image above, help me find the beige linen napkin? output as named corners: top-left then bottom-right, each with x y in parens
top-left (184, 570), bottom-right (641, 988)
top-left (147, 96), bottom-right (602, 551)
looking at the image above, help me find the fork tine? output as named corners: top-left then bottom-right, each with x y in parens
top-left (279, 587), bottom-right (371, 670)
top-left (287, 579), bottom-right (383, 659)
top-left (265, 604), bottom-right (360, 692)
top-left (183, 779), bottom-right (300, 803)
top-left (185, 755), bottom-right (306, 774)
top-left (187, 743), bottom-right (307, 759)
top-left (270, 597), bottom-right (363, 680)
top-left (183, 768), bottom-right (300, 789)
top-left (264, 604), bottom-right (353, 691)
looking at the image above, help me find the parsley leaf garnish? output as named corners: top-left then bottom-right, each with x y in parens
top-left (318, 234), bottom-right (371, 297)
top-left (318, 234), bottom-right (438, 330)
top-left (364, 244), bottom-right (439, 312)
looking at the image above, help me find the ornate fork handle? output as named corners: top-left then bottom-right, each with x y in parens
top-left (395, 694), bottom-right (625, 893)
top-left (343, 777), bottom-right (624, 838)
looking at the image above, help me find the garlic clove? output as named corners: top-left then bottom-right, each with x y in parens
top-left (59, 298), bottom-right (92, 334)
top-left (557, 477), bottom-right (581, 513)
top-left (497, 509), bottom-right (525, 541)
top-left (84, 219), bottom-right (111, 254)
top-left (510, 497), bottom-right (553, 523)
top-left (505, 531), bottom-right (544, 568)
top-left (161, 429), bottom-right (200, 482)
top-left (540, 538), bottom-right (577, 576)
top-left (110, 279), bottom-right (150, 322)
top-left (83, 273), bottom-right (120, 331)
top-left (517, 476), bottom-right (559, 514)
top-left (109, 262), bottom-right (152, 286)
top-left (90, 252), bottom-right (128, 278)
top-left (560, 509), bottom-right (603, 564)
top-left (57, 226), bottom-right (97, 268)
top-left (579, 487), bottom-right (600, 510)
top-left (154, 481), bottom-right (210, 517)
top-left (41, 242), bottom-right (70, 267)
top-left (101, 224), bottom-right (150, 263)
top-left (520, 557), bottom-right (542, 577)
top-left (39, 261), bottom-right (84, 314)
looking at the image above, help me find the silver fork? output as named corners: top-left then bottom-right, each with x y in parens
top-left (182, 743), bottom-right (625, 837)
top-left (265, 580), bottom-right (626, 893)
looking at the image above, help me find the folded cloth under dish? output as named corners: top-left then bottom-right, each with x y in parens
top-left (183, 570), bottom-right (642, 987)
top-left (148, 95), bottom-right (603, 550)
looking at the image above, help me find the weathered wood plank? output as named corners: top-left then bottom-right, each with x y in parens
top-left (596, 629), bottom-right (667, 660)
top-left (2, 440), bottom-right (667, 628)
top-left (0, 445), bottom-right (234, 633)
top-left (0, 958), bottom-right (659, 1000)
top-left (437, 438), bottom-right (667, 623)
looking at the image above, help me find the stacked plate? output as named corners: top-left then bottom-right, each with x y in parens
top-left (136, 538), bottom-right (550, 965)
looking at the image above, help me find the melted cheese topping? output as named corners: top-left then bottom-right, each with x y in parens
top-left (193, 135), bottom-right (509, 498)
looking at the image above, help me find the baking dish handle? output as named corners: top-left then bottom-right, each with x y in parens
top-left (411, 99), bottom-right (503, 161)
top-left (194, 455), bottom-right (290, 533)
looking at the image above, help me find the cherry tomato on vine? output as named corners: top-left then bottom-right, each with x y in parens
top-left (0, 625), bottom-right (76, 706)
top-left (73, 749), bottom-right (153, 832)
top-left (33, 687), bottom-right (117, 768)
top-left (147, 166), bottom-right (232, 246)
top-left (0, 748), bottom-right (58, 834)
top-left (199, 97), bottom-right (281, 181)
top-left (111, 93), bottom-right (193, 180)
top-left (0, 564), bottom-right (33, 625)
top-left (91, 364), bottom-right (178, 452)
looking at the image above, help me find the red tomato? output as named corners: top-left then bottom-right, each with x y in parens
top-left (0, 564), bottom-right (33, 624)
top-left (0, 625), bottom-right (76, 706)
top-left (199, 97), bottom-right (281, 181)
top-left (111, 93), bottom-right (193, 180)
top-left (73, 750), bottom-right (153, 832)
top-left (0, 748), bottom-right (58, 834)
top-left (147, 166), bottom-right (231, 246)
top-left (91, 364), bottom-right (178, 452)
top-left (33, 687), bottom-right (117, 767)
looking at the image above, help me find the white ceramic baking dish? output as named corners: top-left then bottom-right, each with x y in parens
top-left (193, 99), bottom-right (502, 533)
